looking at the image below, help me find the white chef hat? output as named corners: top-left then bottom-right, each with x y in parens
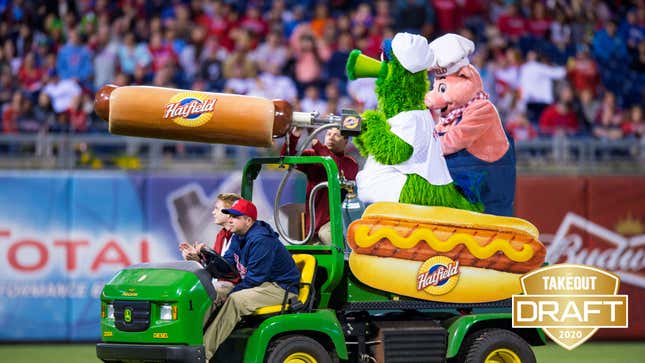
top-left (428, 33), bottom-right (475, 76)
top-left (391, 32), bottom-right (435, 74)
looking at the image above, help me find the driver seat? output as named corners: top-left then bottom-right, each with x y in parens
top-left (252, 254), bottom-right (317, 315)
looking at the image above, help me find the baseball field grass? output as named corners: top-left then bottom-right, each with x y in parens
top-left (0, 341), bottom-right (643, 362)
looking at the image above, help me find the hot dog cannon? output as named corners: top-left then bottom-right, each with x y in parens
top-left (94, 84), bottom-right (361, 146)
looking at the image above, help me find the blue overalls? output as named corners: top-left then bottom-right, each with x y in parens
top-left (440, 124), bottom-right (517, 217)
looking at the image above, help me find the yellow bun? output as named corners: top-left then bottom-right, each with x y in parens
top-left (362, 202), bottom-right (539, 240)
top-left (349, 252), bottom-right (522, 303)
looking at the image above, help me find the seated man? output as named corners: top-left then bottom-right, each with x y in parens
top-left (280, 127), bottom-right (359, 244)
top-left (203, 198), bottom-right (301, 360)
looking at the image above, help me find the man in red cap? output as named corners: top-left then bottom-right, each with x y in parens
top-left (203, 198), bottom-right (300, 360)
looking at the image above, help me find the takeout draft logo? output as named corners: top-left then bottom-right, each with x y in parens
top-left (164, 92), bottom-right (216, 127)
top-left (512, 264), bottom-right (628, 350)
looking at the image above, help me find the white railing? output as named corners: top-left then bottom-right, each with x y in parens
top-left (1, 133), bottom-right (644, 172)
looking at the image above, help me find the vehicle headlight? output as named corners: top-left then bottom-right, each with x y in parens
top-left (106, 303), bottom-right (115, 320)
top-left (160, 304), bottom-right (177, 320)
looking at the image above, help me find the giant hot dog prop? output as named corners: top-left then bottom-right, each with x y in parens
top-left (347, 202), bottom-right (546, 303)
top-left (94, 85), bottom-right (293, 147)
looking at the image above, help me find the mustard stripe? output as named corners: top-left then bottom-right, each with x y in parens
top-left (353, 225), bottom-right (535, 262)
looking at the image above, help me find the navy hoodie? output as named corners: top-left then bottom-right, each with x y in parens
top-left (223, 220), bottom-right (301, 295)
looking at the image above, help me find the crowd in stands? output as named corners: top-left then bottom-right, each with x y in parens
top-left (0, 0), bottom-right (643, 146)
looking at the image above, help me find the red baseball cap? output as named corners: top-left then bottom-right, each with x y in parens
top-left (222, 198), bottom-right (257, 220)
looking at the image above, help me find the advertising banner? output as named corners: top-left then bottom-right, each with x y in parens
top-left (0, 170), bottom-right (302, 341)
top-left (516, 176), bottom-right (645, 339)
top-left (1, 172), bottom-right (642, 341)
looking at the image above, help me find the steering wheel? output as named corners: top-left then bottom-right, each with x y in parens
top-left (199, 246), bottom-right (240, 280)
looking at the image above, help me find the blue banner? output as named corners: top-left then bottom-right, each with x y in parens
top-left (0, 170), bottom-right (304, 341)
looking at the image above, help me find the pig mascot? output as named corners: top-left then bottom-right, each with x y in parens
top-left (425, 34), bottom-right (516, 216)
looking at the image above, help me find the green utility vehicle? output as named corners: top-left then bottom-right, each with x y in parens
top-left (97, 123), bottom-right (545, 363)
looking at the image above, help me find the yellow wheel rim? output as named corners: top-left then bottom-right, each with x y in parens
top-left (283, 352), bottom-right (318, 363)
top-left (484, 348), bottom-right (521, 363)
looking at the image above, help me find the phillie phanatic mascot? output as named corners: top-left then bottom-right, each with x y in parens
top-left (346, 33), bottom-right (480, 211)
top-left (425, 34), bottom-right (516, 216)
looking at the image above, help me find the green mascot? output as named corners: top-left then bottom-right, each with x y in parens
top-left (347, 32), bottom-right (481, 211)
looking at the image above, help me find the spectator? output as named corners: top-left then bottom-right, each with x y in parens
top-left (239, 5), bottom-right (269, 40)
top-left (3, 39), bottom-right (21, 74)
top-left (493, 47), bottom-right (521, 119)
top-left (518, 50), bottom-right (567, 124)
top-left (41, 70), bottom-right (82, 114)
top-left (17, 52), bottom-right (44, 96)
top-left (222, 29), bottom-right (256, 79)
top-left (283, 5), bottom-right (306, 39)
top-left (594, 91), bottom-right (623, 128)
top-left (325, 32), bottom-right (352, 84)
top-left (496, 3), bottom-right (526, 43)
top-left (431, 0), bottom-right (461, 33)
top-left (117, 33), bottom-right (152, 76)
top-left (310, 3), bottom-right (332, 38)
top-left (0, 0), bottom-right (640, 162)
top-left (567, 46), bottom-right (600, 96)
top-left (631, 40), bottom-right (645, 72)
top-left (538, 82), bottom-right (580, 136)
top-left (250, 30), bottom-right (289, 73)
top-left (179, 26), bottom-right (205, 85)
top-left (526, 2), bottom-right (552, 38)
top-left (506, 112), bottom-right (538, 142)
top-left (67, 94), bottom-right (90, 133)
top-left (373, 0), bottom-right (394, 31)
top-left (56, 29), bottom-right (93, 86)
top-left (323, 81), bottom-right (352, 116)
top-left (2, 91), bottom-right (24, 134)
top-left (32, 92), bottom-right (56, 132)
top-left (148, 31), bottom-right (178, 73)
top-left (223, 63), bottom-right (253, 95)
top-left (592, 20), bottom-right (630, 73)
top-left (179, 193), bottom-right (242, 306)
top-left (395, 0), bottom-right (434, 35)
top-left (593, 112), bottom-right (624, 141)
top-left (577, 89), bottom-right (601, 133)
top-left (619, 10), bottom-right (644, 55)
top-left (255, 63), bottom-right (298, 104)
top-left (199, 38), bottom-right (227, 91)
top-left (347, 78), bottom-right (377, 112)
top-left (93, 24), bottom-right (118, 92)
top-left (622, 104), bottom-right (644, 140)
top-left (300, 85), bottom-right (327, 113)
top-left (289, 26), bottom-right (331, 94)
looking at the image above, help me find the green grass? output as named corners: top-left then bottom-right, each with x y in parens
top-left (533, 342), bottom-right (645, 363)
top-left (0, 344), bottom-right (100, 363)
top-left (0, 342), bottom-right (643, 362)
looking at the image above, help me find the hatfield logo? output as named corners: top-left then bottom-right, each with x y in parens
top-left (164, 92), bottom-right (217, 127)
top-left (416, 256), bottom-right (460, 295)
top-left (512, 264), bottom-right (628, 350)
top-left (546, 212), bottom-right (645, 288)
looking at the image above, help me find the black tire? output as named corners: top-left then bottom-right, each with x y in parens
top-left (266, 335), bottom-right (333, 363)
top-left (457, 328), bottom-right (536, 363)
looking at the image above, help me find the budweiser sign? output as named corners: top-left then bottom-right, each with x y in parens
top-left (546, 212), bottom-right (645, 288)
top-left (164, 98), bottom-right (216, 119)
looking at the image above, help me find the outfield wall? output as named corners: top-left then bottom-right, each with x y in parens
top-left (0, 172), bottom-right (642, 341)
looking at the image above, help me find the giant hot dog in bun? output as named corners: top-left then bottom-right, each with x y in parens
top-left (347, 202), bottom-right (546, 303)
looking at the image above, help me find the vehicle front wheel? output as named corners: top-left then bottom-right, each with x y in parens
top-left (458, 328), bottom-right (536, 363)
top-left (266, 335), bottom-right (332, 363)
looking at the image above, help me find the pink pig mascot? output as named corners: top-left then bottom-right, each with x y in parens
top-left (424, 34), bottom-right (516, 216)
